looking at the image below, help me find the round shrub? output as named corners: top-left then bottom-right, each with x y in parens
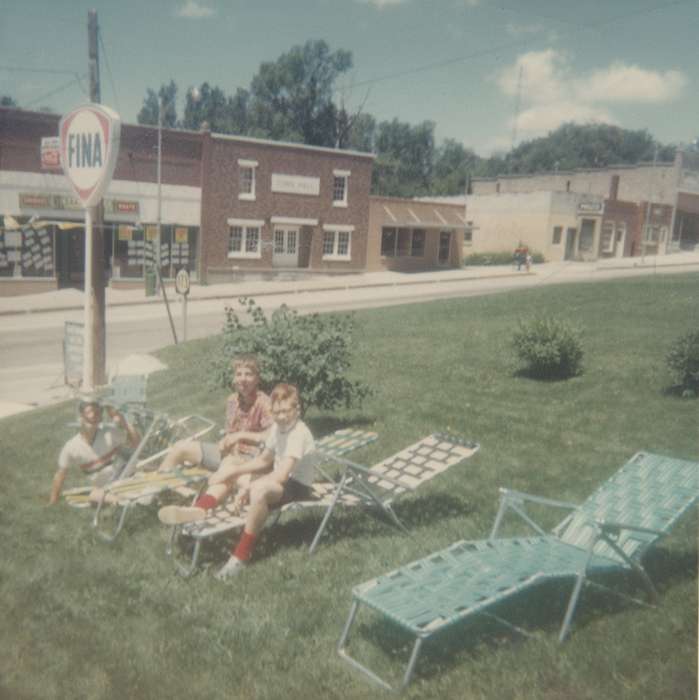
top-left (512, 317), bottom-right (584, 379)
top-left (666, 328), bottom-right (699, 396)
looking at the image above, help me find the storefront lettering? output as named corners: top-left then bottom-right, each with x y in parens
top-left (67, 132), bottom-right (103, 169)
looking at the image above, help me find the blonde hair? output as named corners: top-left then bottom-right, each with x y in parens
top-left (270, 383), bottom-right (300, 410)
top-left (231, 354), bottom-right (260, 377)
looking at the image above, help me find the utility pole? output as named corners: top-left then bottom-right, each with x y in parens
top-left (87, 9), bottom-right (107, 387)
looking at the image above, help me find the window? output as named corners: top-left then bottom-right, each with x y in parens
top-left (578, 219), bottom-right (596, 252)
top-left (552, 226), bottom-right (562, 245)
top-left (238, 159), bottom-right (257, 200)
top-left (332, 169), bottom-right (350, 207)
top-left (411, 229), bottom-right (425, 256)
top-left (322, 228), bottom-right (352, 260)
top-left (381, 227), bottom-right (427, 257)
top-left (227, 219), bottom-right (263, 258)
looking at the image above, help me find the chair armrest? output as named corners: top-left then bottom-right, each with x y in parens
top-left (596, 520), bottom-right (664, 537)
top-left (499, 488), bottom-right (580, 511)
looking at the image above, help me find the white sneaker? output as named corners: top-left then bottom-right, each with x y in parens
top-left (157, 505), bottom-right (206, 525)
top-left (214, 556), bottom-right (246, 581)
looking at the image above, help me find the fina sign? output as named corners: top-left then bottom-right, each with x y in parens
top-left (59, 103), bottom-right (121, 208)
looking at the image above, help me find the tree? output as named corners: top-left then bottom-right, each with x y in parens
top-left (372, 119), bottom-right (435, 196)
top-left (181, 82), bottom-right (237, 133)
top-left (0, 96), bottom-right (18, 107)
top-left (248, 39), bottom-right (353, 146)
top-left (137, 80), bottom-right (178, 127)
top-left (432, 139), bottom-right (480, 195)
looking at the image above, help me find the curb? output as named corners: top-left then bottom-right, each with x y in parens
top-left (0, 270), bottom-right (534, 317)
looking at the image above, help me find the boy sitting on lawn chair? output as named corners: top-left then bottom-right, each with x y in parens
top-left (159, 383), bottom-right (316, 580)
top-left (49, 398), bottom-right (142, 505)
top-left (157, 355), bottom-right (273, 491)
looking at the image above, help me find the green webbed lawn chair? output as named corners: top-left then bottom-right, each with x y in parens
top-left (337, 451), bottom-right (699, 691)
top-left (167, 432), bottom-right (479, 576)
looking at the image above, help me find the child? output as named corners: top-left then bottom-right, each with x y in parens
top-left (159, 383), bottom-right (315, 580)
top-left (49, 399), bottom-right (142, 505)
top-left (157, 355), bottom-right (272, 508)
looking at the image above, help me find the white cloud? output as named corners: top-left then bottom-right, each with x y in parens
top-left (175, 1), bottom-right (215, 18)
top-left (578, 63), bottom-right (687, 103)
top-left (495, 49), bottom-right (688, 140)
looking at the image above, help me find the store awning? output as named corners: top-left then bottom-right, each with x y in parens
top-left (373, 198), bottom-right (467, 229)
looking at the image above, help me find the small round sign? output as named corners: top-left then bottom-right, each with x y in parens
top-left (175, 268), bottom-right (191, 296)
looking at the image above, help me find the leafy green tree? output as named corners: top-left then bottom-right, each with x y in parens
top-left (248, 39), bottom-right (352, 146)
top-left (1, 95), bottom-right (18, 107)
top-left (137, 80), bottom-right (178, 127)
top-left (181, 82), bottom-right (239, 133)
top-left (373, 119), bottom-right (435, 196)
top-left (432, 139), bottom-right (480, 195)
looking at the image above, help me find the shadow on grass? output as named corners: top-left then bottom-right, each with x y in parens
top-left (660, 384), bottom-right (698, 399)
top-left (306, 414), bottom-right (377, 437)
top-left (512, 367), bottom-right (581, 383)
top-left (348, 546), bottom-right (698, 687)
top-left (167, 492), bottom-right (472, 572)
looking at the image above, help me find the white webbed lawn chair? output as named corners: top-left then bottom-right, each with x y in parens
top-left (166, 432), bottom-right (479, 576)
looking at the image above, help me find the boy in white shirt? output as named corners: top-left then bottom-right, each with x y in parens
top-left (49, 399), bottom-right (141, 504)
top-left (159, 384), bottom-right (315, 580)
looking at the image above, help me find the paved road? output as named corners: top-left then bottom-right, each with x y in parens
top-left (1, 260), bottom-right (697, 415)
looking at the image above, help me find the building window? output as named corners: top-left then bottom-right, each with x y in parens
top-left (332, 169), bottom-right (350, 207)
top-left (238, 159), bottom-right (258, 200)
top-left (578, 219), bottom-right (596, 252)
top-left (411, 229), bottom-right (425, 256)
top-left (552, 226), bottom-right (562, 244)
top-left (322, 229), bottom-right (352, 260)
top-left (228, 221), bottom-right (262, 258)
top-left (397, 228), bottom-right (411, 256)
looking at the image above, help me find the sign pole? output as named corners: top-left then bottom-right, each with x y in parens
top-left (83, 205), bottom-right (95, 390)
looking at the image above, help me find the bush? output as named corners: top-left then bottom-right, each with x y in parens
top-left (464, 251), bottom-right (545, 266)
top-left (212, 298), bottom-right (372, 412)
top-left (512, 317), bottom-right (584, 379)
top-left (666, 328), bottom-right (699, 396)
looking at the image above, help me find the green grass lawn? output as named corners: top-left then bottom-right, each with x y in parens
top-left (1, 273), bottom-right (697, 700)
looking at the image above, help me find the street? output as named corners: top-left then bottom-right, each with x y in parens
top-left (1, 259), bottom-right (697, 414)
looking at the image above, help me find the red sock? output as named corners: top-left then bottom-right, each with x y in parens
top-left (194, 493), bottom-right (218, 510)
top-left (233, 530), bottom-right (257, 561)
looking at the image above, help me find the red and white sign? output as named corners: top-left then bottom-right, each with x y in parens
top-left (59, 103), bottom-right (121, 208)
top-left (41, 137), bottom-right (62, 170)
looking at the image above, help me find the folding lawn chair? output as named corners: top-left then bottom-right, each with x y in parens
top-left (337, 451), bottom-right (699, 691)
top-left (64, 412), bottom-right (216, 541)
top-left (167, 432), bottom-right (479, 576)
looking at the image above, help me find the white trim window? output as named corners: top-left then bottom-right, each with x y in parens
top-left (227, 218), bottom-right (263, 258)
top-left (322, 225), bottom-right (353, 260)
top-left (238, 159), bottom-right (258, 201)
top-left (332, 169), bottom-right (350, 207)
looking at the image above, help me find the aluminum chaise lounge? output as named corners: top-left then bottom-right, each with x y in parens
top-left (167, 432), bottom-right (479, 576)
top-left (337, 450), bottom-right (699, 691)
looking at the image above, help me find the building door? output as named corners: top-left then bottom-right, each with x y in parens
top-left (438, 231), bottom-right (451, 265)
top-left (273, 227), bottom-right (299, 267)
top-left (564, 227), bottom-right (577, 260)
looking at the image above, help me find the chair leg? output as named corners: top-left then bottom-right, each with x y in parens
top-left (337, 600), bottom-right (424, 692)
top-left (166, 526), bottom-right (202, 577)
top-left (559, 571), bottom-right (587, 642)
top-left (93, 498), bottom-right (131, 543)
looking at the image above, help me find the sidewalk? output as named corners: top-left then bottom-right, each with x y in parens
top-left (2, 250), bottom-right (698, 317)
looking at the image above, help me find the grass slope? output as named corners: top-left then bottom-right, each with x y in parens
top-left (1, 273), bottom-right (697, 699)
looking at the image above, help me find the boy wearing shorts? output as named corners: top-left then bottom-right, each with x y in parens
top-left (157, 355), bottom-right (272, 507)
top-left (159, 384), bottom-right (315, 580)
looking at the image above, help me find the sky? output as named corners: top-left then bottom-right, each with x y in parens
top-left (2, 0), bottom-right (698, 156)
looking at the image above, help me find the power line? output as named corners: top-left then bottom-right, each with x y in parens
top-left (0, 64), bottom-right (81, 76)
top-left (98, 31), bottom-right (121, 113)
top-left (24, 76), bottom-right (87, 109)
top-left (338, 0), bottom-right (694, 94)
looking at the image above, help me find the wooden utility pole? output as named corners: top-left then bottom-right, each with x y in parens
top-left (88, 9), bottom-right (106, 386)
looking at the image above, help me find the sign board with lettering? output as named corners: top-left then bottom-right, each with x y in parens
top-left (41, 137), bottom-right (62, 171)
top-left (271, 173), bottom-right (320, 196)
top-left (59, 104), bottom-right (121, 208)
top-left (175, 268), bottom-right (190, 296)
top-left (63, 321), bottom-right (84, 384)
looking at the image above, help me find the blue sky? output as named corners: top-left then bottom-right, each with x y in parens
top-left (2, 0), bottom-right (697, 155)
